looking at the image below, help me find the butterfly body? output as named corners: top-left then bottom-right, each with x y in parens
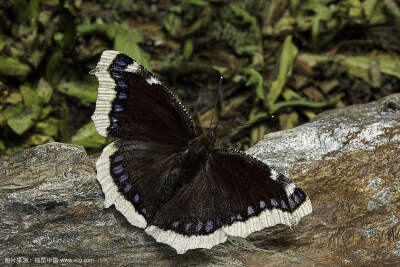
top-left (92, 50), bottom-right (312, 254)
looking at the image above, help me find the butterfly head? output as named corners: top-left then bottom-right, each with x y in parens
top-left (185, 134), bottom-right (214, 164)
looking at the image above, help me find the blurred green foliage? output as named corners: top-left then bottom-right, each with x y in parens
top-left (0, 0), bottom-right (399, 154)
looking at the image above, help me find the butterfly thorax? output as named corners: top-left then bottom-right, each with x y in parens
top-left (184, 134), bottom-right (214, 168)
top-left (158, 134), bottom-right (213, 205)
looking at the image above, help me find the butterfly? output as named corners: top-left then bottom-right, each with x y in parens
top-left (91, 50), bottom-right (312, 254)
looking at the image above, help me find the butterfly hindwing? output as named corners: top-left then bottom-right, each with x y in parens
top-left (91, 50), bottom-right (196, 146)
top-left (96, 139), bottom-right (183, 228)
top-left (145, 149), bottom-right (312, 254)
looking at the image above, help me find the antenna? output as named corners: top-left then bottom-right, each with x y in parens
top-left (208, 75), bottom-right (223, 143)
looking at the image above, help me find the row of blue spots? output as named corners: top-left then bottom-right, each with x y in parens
top-left (172, 216), bottom-right (222, 233)
top-left (271, 198), bottom-right (278, 207)
top-left (117, 80), bottom-right (127, 89)
top-left (114, 58), bottom-right (129, 67)
top-left (196, 221), bottom-right (203, 232)
top-left (113, 165), bottom-right (123, 175)
top-left (247, 206), bottom-right (255, 215)
top-left (113, 154), bottom-right (124, 163)
top-left (281, 200), bottom-right (287, 209)
top-left (110, 150), bottom-right (146, 218)
top-left (133, 193), bottom-right (139, 203)
top-left (111, 64), bottom-right (124, 72)
top-left (114, 104), bottom-right (124, 112)
top-left (119, 173), bottom-right (128, 183)
top-left (124, 184), bottom-right (131, 193)
top-left (111, 71), bottom-right (122, 79)
top-left (110, 117), bottom-right (118, 124)
top-left (205, 221), bottom-right (213, 232)
top-left (109, 57), bottom-right (129, 128)
top-left (288, 198), bottom-right (296, 209)
top-left (118, 92), bottom-right (127, 99)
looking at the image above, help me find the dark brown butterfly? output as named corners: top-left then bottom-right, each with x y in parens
top-left (91, 51), bottom-right (312, 254)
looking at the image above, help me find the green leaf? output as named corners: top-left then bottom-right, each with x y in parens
top-left (5, 92), bottom-right (22, 104)
top-left (7, 105), bottom-right (41, 135)
top-left (0, 140), bottom-right (5, 151)
top-left (46, 50), bottom-right (64, 85)
top-left (269, 94), bottom-right (342, 114)
top-left (384, 0), bottom-right (400, 18)
top-left (36, 79), bottom-right (53, 104)
top-left (183, 0), bottom-right (209, 7)
top-left (77, 23), bottom-right (118, 39)
top-left (363, 0), bottom-right (379, 20)
top-left (183, 18), bottom-right (204, 36)
top-left (58, 6), bottom-right (77, 50)
top-left (0, 57), bottom-right (30, 77)
top-left (20, 85), bottom-right (40, 106)
top-left (27, 134), bottom-right (54, 146)
top-left (229, 3), bottom-right (258, 33)
top-left (297, 52), bottom-right (400, 86)
top-left (71, 121), bottom-right (106, 148)
top-left (0, 34), bottom-right (4, 51)
top-left (164, 13), bottom-right (182, 38)
top-left (3, 103), bottom-right (24, 120)
top-left (114, 25), bottom-right (151, 70)
top-left (57, 76), bottom-right (97, 105)
top-left (36, 117), bottom-right (59, 137)
top-left (39, 105), bottom-right (52, 120)
top-left (29, 0), bottom-right (40, 24)
top-left (240, 68), bottom-right (264, 99)
top-left (0, 113), bottom-right (6, 126)
top-left (59, 102), bottom-right (70, 143)
top-left (279, 112), bottom-right (299, 130)
top-left (266, 35), bottom-right (298, 108)
top-left (183, 39), bottom-right (194, 60)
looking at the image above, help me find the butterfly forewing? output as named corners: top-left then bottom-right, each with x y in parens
top-left (92, 51), bottom-right (196, 146)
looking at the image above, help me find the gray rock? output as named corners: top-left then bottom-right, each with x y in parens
top-left (1, 94), bottom-right (399, 266)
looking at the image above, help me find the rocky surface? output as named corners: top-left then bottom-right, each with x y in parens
top-left (1, 94), bottom-right (399, 266)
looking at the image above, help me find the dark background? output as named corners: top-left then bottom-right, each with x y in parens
top-left (0, 0), bottom-right (399, 155)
